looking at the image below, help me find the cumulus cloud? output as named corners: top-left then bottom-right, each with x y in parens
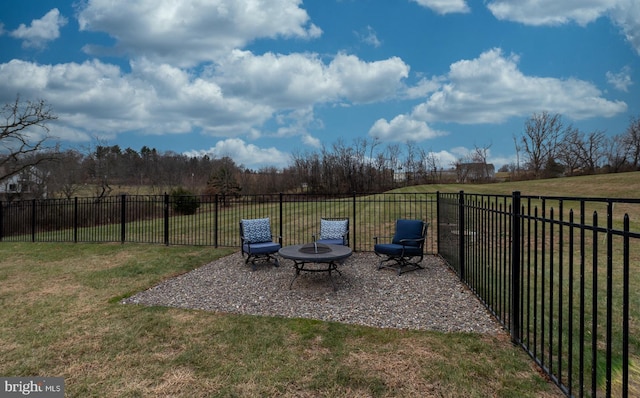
top-left (486, 0), bottom-right (609, 26)
top-left (10, 8), bottom-right (67, 48)
top-left (368, 114), bottom-right (446, 142)
top-left (369, 47), bottom-right (627, 146)
top-left (486, 0), bottom-right (640, 54)
top-left (405, 76), bottom-right (442, 99)
top-left (214, 50), bottom-right (409, 107)
top-left (328, 53), bottom-right (410, 103)
top-left (413, 48), bottom-right (627, 123)
top-left (0, 58), bottom-right (273, 138)
top-left (184, 138), bottom-right (290, 168)
top-left (77, 0), bottom-right (322, 67)
top-left (606, 66), bottom-right (633, 92)
top-left (411, 0), bottom-right (470, 14)
top-left (609, 0), bottom-right (640, 55)
top-left (0, 46), bottom-right (409, 145)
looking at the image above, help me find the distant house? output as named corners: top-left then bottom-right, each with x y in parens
top-left (456, 163), bottom-right (495, 183)
top-left (0, 167), bottom-right (47, 200)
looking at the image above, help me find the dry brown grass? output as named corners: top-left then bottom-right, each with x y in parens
top-left (0, 242), bottom-right (565, 397)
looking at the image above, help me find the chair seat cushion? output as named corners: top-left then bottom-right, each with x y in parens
top-left (316, 238), bottom-right (344, 246)
top-left (374, 243), bottom-right (422, 256)
top-left (243, 241), bottom-right (281, 254)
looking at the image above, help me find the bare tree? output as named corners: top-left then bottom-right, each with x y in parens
top-left (421, 149), bottom-right (442, 183)
top-left (577, 130), bottom-right (607, 174)
top-left (622, 115), bottom-right (640, 168)
top-left (471, 143), bottom-right (494, 181)
top-left (0, 96), bottom-right (58, 182)
top-left (557, 127), bottom-right (583, 176)
top-left (519, 112), bottom-right (563, 178)
top-left (604, 134), bottom-right (630, 173)
top-left (44, 148), bottom-right (85, 198)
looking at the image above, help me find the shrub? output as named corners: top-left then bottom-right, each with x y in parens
top-left (170, 188), bottom-right (200, 215)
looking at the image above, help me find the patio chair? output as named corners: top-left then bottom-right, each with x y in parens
top-left (313, 217), bottom-right (349, 246)
top-left (240, 217), bottom-right (281, 270)
top-left (374, 219), bottom-right (428, 275)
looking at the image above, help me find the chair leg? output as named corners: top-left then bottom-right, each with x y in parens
top-left (244, 252), bottom-right (279, 271)
top-left (377, 255), bottom-right (424, 275)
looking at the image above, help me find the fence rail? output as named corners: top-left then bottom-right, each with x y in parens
top-left (2, 191), bottom-right (638, 397)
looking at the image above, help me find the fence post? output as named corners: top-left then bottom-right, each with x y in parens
top-left (436, 191), bottom-right (440, 255)
top-left (458, 191), bottom-right (465, 281)
top-left (0, 200), bottom-right (3, 242)
top-left (279, 193), bottom-right (284, 241)
top-left (352, 192), bottom-right (357, 250)
top-left (214, 194), bottom-right (219, 248)
top-left (73, 197), bottom-right (78, 243)
top-left (164, 193), bottom-right (169, 245)
top-left (120, 194), bottom-right (126, 244)
top-left (31, 199), bottom-right (36, 242)
top-left (510, 191), bottom-right (522, 344)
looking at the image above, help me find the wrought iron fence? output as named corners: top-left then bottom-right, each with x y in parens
top-left (439, 191), bottom-right (640, 398)
top-left (1, 191), bottom-right (638, 397)
top-left (0, 193), bottom-right (438, 252)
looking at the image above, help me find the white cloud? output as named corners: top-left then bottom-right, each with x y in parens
top-left (606, 66), bottom-right (633, 92)
top-left (0, 59), bottom-right (273, 138)
top-left (184, 138), bottom-right (289, 168)
top-left (487, 0), bottom-right (609, 26)
top-left (486, 0), bottom-right (640, 54)
top-left (368, 114), bottom-right (446, 142)
top-left (411, 0), bottom-right (470, 14)
top-left (77, 0), bottom-right (321, 67)
top-left (301, 134), bottom-right (322, 148)
top-left (412, 48), bottom-right (627, 124)
top-left (274, 107), bottom-right (322, 140)
top-left (0, 47), bottom-right (409, 146)
top-left (405, 77), bottom-right (442, 99)
top-left (328, 53), bottom-right (410, 103)
top-left (215, 50), bottom-right (409, 106)
top-left (10, 8), bottom-right (67, 48)
top-left (610, 0), bottom-right (640, 55)
top-left (356, 26), bottom-right (381, 48)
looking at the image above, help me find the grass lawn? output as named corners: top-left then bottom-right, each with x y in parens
top-left (0, 242), bottom-right (565, 397)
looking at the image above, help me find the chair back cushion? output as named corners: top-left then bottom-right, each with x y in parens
top-left (320, 219), bottom-right (348, 239)
top-left (392, 219), bottom-right (424, 247)
top-left (241, 218), bottom-right (272, 243)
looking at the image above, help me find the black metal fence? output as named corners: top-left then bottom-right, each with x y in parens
top-left (0, 193), bottom-right (438, 252)
top-left (439, 191), bottom-right (640, 398)
top-left (1, 191), bottom-right (638, 397)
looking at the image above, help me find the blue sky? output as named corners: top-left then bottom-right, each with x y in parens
top-left (1, 0), bottom-right (638, 170)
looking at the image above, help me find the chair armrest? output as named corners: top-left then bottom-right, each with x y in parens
top-left (373, 235), bottom-right (393, 244)
top-left (398, 237), bottom-right (425, 246)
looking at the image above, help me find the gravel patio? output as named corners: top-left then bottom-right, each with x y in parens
top-left (124, 251), bottom-right (504, 334)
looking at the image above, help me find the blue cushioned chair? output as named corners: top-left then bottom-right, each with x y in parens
top-left (240, 217), bottom-right (281, 270)
top-left (314, 218), bottom-right (349, 246)
top-left (374, 219), bottom-right (428, 275)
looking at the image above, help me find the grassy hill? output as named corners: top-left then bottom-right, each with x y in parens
top-left (394, 171), bottom-right (640, 199)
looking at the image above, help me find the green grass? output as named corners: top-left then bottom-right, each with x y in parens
top-left (0, 242), bottom-right (563, 397)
